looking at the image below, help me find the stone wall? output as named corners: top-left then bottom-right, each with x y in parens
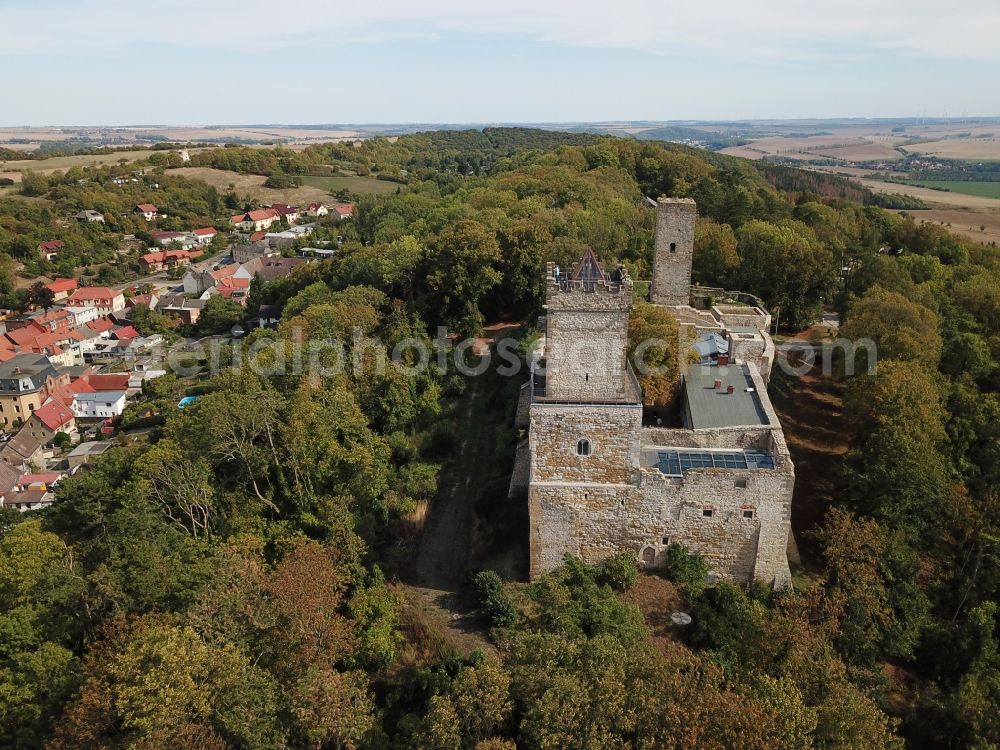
top-left (651, 198), bottom-right (696, 306)
top-left (543, 278), bottom-right (632, 401)
top-left (529, 460), bottom-right (793, 586)
top-left (712, 305), bottom-right (772, 331)
top-left (545, 309), bottom-right (630, 401)
top-left (641, 425), bottom-right (774, 453)
top-left (529, 403), bottom-right (642, 485)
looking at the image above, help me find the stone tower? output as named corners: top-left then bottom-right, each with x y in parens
top-left (651, 197), bottom-right (696, 306)
top-left (529, 250), bottom-right (643, 577)
top-left (542, 249), bottom-right (632, 402)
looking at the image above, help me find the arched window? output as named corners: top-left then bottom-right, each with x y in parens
top-left (576, 439), bottom-right (591, 456)
top-left (669, 242), bottom-right (677, 253)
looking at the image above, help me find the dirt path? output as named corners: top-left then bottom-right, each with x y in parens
top-left (414, 376), bottom-right (481, 589)
top-left (405, 375), bottom-right (498, 655)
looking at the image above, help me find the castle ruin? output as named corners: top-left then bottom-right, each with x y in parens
top-left (514, 197), bottom-right (794, 587)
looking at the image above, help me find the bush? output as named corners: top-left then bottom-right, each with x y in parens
top-left (598, 552), bottom-right (639, 592)
top-left (52, 431), bottom-right (71, 449)
top-left (473, 570), bottom-right (516, 628)
top-left (263, 173), bottom-right (301, 189)
top-left (663, 543), bottom-right (709, 598)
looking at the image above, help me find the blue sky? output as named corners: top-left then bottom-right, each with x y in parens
top-left (3, 0), bottom-right (998, 125)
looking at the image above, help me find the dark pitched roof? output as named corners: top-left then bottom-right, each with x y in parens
top-left (572, 248), bottom-right (606, 282)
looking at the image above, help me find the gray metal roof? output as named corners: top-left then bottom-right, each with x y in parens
top-left (683, 363), bottom-right (769, 429)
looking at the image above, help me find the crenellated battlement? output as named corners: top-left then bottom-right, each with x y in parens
top-left (544, 261), bottom-right (633, 311)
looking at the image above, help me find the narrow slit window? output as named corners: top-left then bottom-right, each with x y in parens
top-left (670, 242), bottom-right (677, 253)
top-left (577, 439), bottom-right (591, 456)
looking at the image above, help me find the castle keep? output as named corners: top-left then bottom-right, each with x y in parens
top-left (517, 198), bottom-right (793, 587)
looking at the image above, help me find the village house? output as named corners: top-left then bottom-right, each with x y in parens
top-left (0, 354), bottom-right (66, 428)
top-left (1, 486), bottom-right (54, 511)
top-left (74, 210), bottom-right (105, 223)
top-left (133, 203), bottom-right (158, 221)
top-left (72, 389), bottom-right (127, 418)
top-left (63, 306), bottom-right (99, 326)
top-left (125, 294), bottom-right (158, 312)
top-left (230, 208), bottom-right (279, 232)
top-left (192, 227), bottom-right (218, 245)
top-left (67, 440), bottom-right (113, 471)
top-left (0, 428), bottom-right (46, 471)
top-left (45, 278), bottom-right (78, 302)
top-left (157, 294), bottom-right (206, 325)
top-left (264, 224), bottom-right (315, 249)
top-left (269, 203), bottom-right (301, 223)
top-left (140, 248), bottom-right (199, 272)
top-left (332, 203), bottom-right (355, 220)
top-left (24, 400), bottom-right (76, 444)
top-left (149, 230), bottom-right (198, 250)
top-left (66, 287), bottom-right (126, 315)
top-left (306, 202), bottom-right (328, 217)
top-left (231, 240), bottom-right (275, 264)
top-left (37, 239), bottom-right (65, 260)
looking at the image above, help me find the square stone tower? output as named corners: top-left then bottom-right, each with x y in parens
top-left (543, 249), bottom-right (633, 402)
top-left (651, 197), bottom-right (697, 306)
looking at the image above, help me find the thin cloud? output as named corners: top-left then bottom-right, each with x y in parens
top-left (1, 0), bottom-right (998, 61)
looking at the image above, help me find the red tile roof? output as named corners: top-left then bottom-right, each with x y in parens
top-left (211, 264), bottom-right (239, 281)
top-left (86, 317), bottom-right (116, 334)
top-left (32, 401), bottom-right (74, 431)
top-left (230, 210), bottom-right (277, 224)
top-left (68, 287), bottom-right (122, 305)
top-left (135, 203), bottom-right (158, 213)
top-left (333, 203), bottom-right (354, 216)
top-left (46, 278), bottom-right (78, 294)
top-left (192, 227), bottom-right (217, 236)
top-left (141, 249), bottom-right (197, 264)
top-left (38, 240), bottom-right (65, 252)
top-left (87, 373), bottom-right (130, 391)
top-left (17, 471), bottom-right (63, 487)
top-left (112, 326), bottom-right (140, 340)
top-left (67, 378), bottom-right (96, 394)
top-left (127, 294), bottom-right (156, 308)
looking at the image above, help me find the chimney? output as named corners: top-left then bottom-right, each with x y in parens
top-left (713, 379), bottom-right (722, 390)
top-left (717, 353), bottom-right (729, 366)
top-left (727, 385), bottom-right (735, 394)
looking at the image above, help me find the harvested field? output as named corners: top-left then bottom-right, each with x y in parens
top-left (890, 208), bottom-right (1000, 246)
top-left (902, 138), bottom-right (1000, 161)
top-left (809, 142), bottom-right (903, 161)
top-left (862, 178), bottom-right (1000, 210)
top-left (0, 149), bottom-right (165, 174)
top-left (721, 135), bottom-right (906, 163)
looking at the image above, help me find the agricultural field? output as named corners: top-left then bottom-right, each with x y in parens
top-left (902, 138), bottom-right (1000, 161)
top-left (862, 177), bottom-right (1000, 210)
top-left (901, 180), bottom-right (1000, 199)
top-left (890, 207), bottom-right (1000, 246)
top-left (0, 149), bottom-right (166, 175)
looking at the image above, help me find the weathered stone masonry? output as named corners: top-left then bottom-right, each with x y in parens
top-left (524, 197), bottom-right (794, 588)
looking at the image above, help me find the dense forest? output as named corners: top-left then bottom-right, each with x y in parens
top-left (1, 129), bottom-right (999, 748)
